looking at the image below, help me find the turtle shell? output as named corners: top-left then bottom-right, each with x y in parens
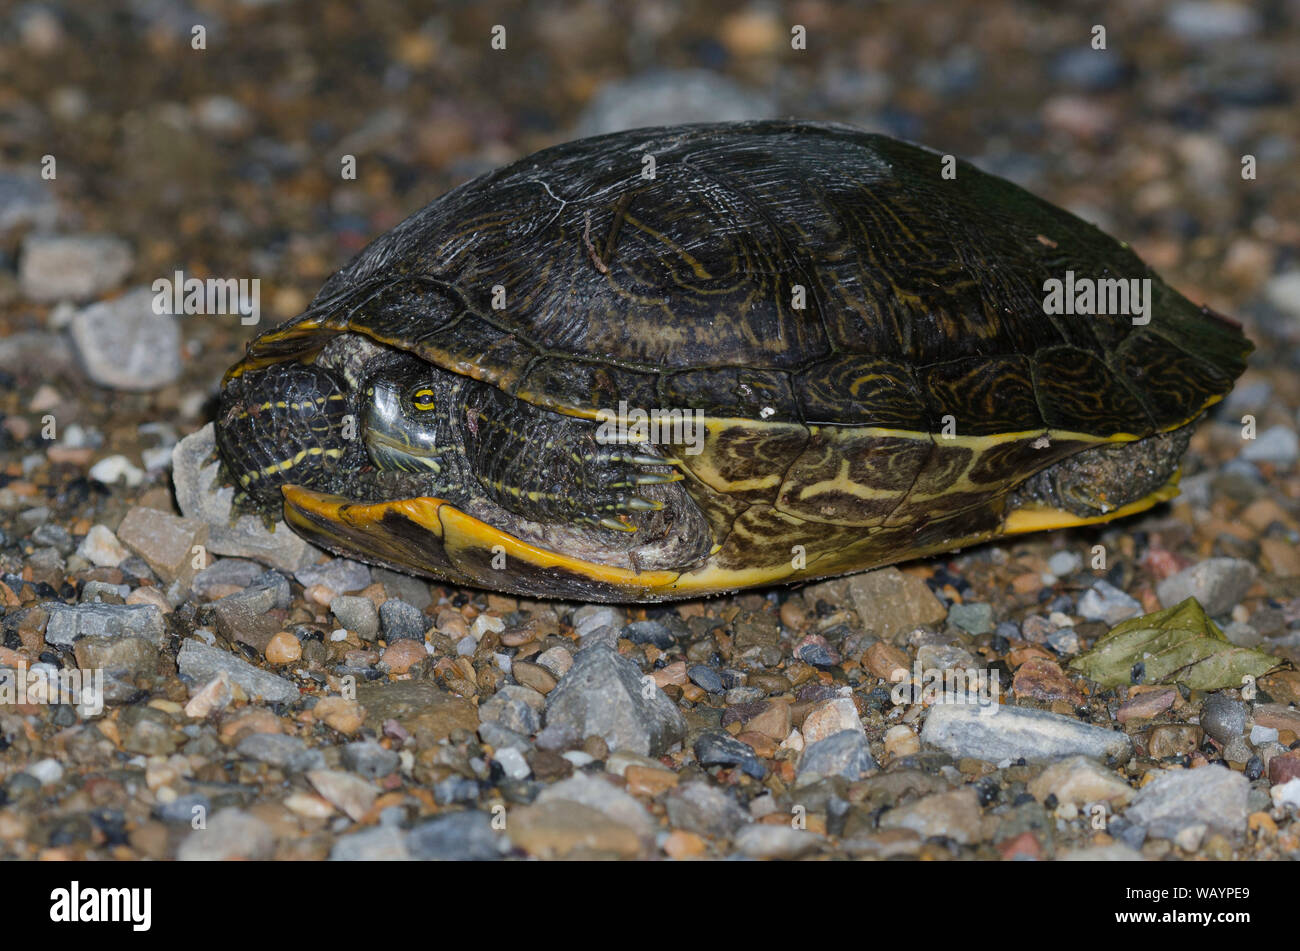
top-left (233, 120), bottom-right (1249, 442)
top-left (224, 120), bottom-right (1251, 600)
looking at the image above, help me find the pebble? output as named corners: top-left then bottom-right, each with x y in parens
top-left (307, 769), bottom-right (379, 821)
top-left (379, 599), bottom-right (427, 642)
top-left (1166, 1), bottom-right (1260, 42)
top-left (172, 424), bottom-right (321, 574)
top-left (801, 697), bottom-right (863, 743)
top-left (20, 233), bottom-right (133, 302)
top-left (845, 567), bottom-right (947, 641)
top-left (75, 525), bottom-right (128, 567)
top-left (45, 602), bottom-right (166, 648)
top-left (330, 825), bottom-right (409, 861)
top-left (1155, 558), bottom-right (1258, 616)
top-left (1271, 777), bottom-right (1300, 810)
top-left (572, 605), bottom-right (624, 639)
top-left (342, 741), bottom-right (399, 779)
top-left (236, 733), bottom-right (324, 772)
top-left (330, 595), bottom-right (380, 639)
top-left (1077, 580), bottom-right (1143, 624)
top-left (665, 782), bottom-right (752, 839)
top-left (797, 729), bottom-right (876, 782)
top-left (878, 788), bottom-right (984, 845)
top-left (1027, 756), bottom-right (1133, 806)
top-left (921, 703), bottom-right (1132, 764)
top-left (1047, 550), bottom-right (1083, 577)
top-left (883, 725), bottom-right (921, 759)
top-left (296, 559), bottom-right (371, 594)
top-left (265, 631), bottom-right (301, 665)
top-left (406, 812), bottom-right (503, 861)
top-left (1241, 425), bottom-right (1298, 463)
top-left (184, 673), bottom-right (233, 718)
top-left (1200, 692), bottom-right (1248, 745)
top-left (1115, 687), bottom-right (1177, 723)
top-left (25, 758), bottom-right (64, 786)
top-left (1127, 765), bottom-right (1249, 840)
top-left (733, 825), bottom-right (825, 860)
top-left (116, 507), bottom-right (209, 589)
top-left (537, 773), bottom-right (654, 839)
top-left (381, 639), bottom-right (427, 675)
top-left (494, 746), bottom-right (531, 780)
top-left (68, 287), bottom-right (181, 390)
top-left (693, 731), bottom-right (767, 779)
top-left (177, 808), bottom-right (273, 861)
top-left (480, 684), bottom-right (545, 735)
top-left (949, 602), bottom-right (993, 635)
top-left (1148, 724), bottom-right (1203, 759)
top-left (511, 800), bottom-right (643, 859)
top-left (0, 172), bottom-right (57, 233)
top-left (176, 639), bottom-right (300, 703)
top-left (544, 646), bottom-right (686, 757)
top-left (314, 697), bottom-right (365, 735)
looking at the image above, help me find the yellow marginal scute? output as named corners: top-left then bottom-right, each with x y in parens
top-left (1003, 472), bottom-right (1181, 534)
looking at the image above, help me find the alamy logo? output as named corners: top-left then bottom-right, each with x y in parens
top-left (49, 882), bottom-right (151, 931)
top-left (1042, 270), bottom-right (1152, 325)
top-left (595, 400), bottom-right (705, 456)
top-left (0, 662), bottom-right (103, 716)
top-left (152, 269), bottom-right (260, 325)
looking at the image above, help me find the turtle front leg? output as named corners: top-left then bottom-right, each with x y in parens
top-left (459, 381), bottom-right (682, 533)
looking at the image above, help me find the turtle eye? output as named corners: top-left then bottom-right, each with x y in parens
top-left (409, 387), bottom-right (437, 413)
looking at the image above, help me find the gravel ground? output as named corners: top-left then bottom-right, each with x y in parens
top-left (1, 1), bottom-right (1299, 861)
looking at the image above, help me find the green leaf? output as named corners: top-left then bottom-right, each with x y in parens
top-left (1069, 597), bottom-right (1281, 690)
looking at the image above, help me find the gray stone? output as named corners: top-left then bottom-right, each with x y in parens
top-left (921, 703), bottom-right (1132, 764)
top-left (578, 624), bottom-right (621, 651)
top-left (341, 741), bottom-right (399, 779)
top-left (1200, 692), bottom-right (1248, 745)
top-left (693, 730), bottom-right (766, 779)
top-left (797, 729), bottom-right (877, 782)
top-left (879, 787), bottom-right (985, 845)
top-left (236, 733), bottom-right (324, 772)
top-left (572, 605), bottom-right (624, 639)
top-left (0, 172), bottom-right (58, 233)
top-left (1077, 580), bottom-right (1143, 624)
top-left (665, 782), bottom-right (752, 839)
top-left (406, 811), bottom-right (504, 860)
top-left (330, 825), bottom-right (410, 861)
top-left (192, 558), bottom-right (265, 596)
top-left (1126, 764), bottom-right (1249, 840)
top-left (949, 602), bottom-right (994, 635)
top-left (371, 567), bottom-right (432, 610)
top-left (20, 233), bottom-right (132, 302)
top-left (44, 602), bottom-right (165, 648)
top-left (1240, 425), bottom-right (1298, 463)
top-left (295, 558), bottom-right (371, 594)
top-left (177, 808), bottom-right (274, 860)
top-left (176, 639), bottom-right (300, 703)
top-left (69, 287), bottom-right (180, 390)
top-left (733, 824), bottom-right (825, 860)
top-left (846, 567), bottom-right (947, 641)
top-left (379, 599), bottom-right (426, 642)
top-left (1156, 558), bottom-right (1257, 617)
top-left (480, 684), bottom-right (545, 735)
top-left (1166, 1), bottom-right (1260, 42)
top-left (330, 595), bottom-right (380, 639)
top-left (172, 423), bottom-right (322, 574)
top-left (1047, 550), bottom-right (1083, 577)
top-left (536, 772), bottom-right (654, 838)
top-left (545, 645), bottom-right (685, 757)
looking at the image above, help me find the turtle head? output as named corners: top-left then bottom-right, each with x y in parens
top-left (361, 374), bottom-right (462, 478)
top-left (216, 361), bottom-right (359, 507)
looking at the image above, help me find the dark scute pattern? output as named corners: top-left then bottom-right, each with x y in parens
top-left (1033, 346), bottom-right (1153, 433)
top-left (661, 366), bottom-right (800, 421)
top-left (239, 120), bottom-right (1250, 435)
top-left (796, 355), bottom-right (928, 428)
top-left (922, 355), bottom-right (1042, 436)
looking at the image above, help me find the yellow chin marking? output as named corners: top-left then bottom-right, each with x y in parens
top-left (1003, 472), bottom-right (1181, 535)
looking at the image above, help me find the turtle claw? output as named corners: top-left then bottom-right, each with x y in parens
top-left (622, 496), bottom-right (663, 513)
top-left (599, 516), bottom-right (637, 533)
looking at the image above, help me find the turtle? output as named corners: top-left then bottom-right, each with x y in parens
top-left (215, 120), bottom-right (1250, 603)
